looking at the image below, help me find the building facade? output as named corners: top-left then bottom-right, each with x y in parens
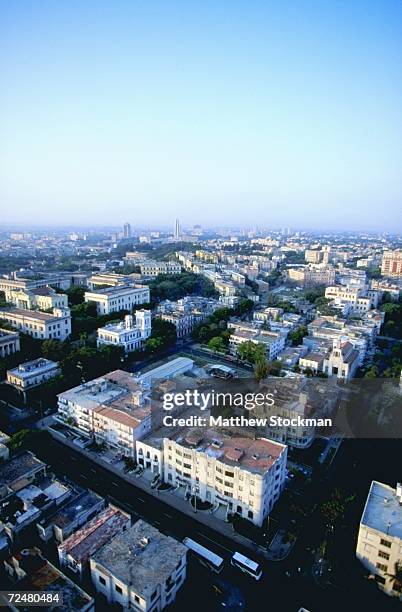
top-left (84, 284), bottom-right (150, 315)
top-left (0, 307), bottom-right (71, 340)
top-left (97, 310), bottom-right (151, 352)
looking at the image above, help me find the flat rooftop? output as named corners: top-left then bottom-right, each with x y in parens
top-left (361, 481), bottom-right (402, 541)
top-left (0, 308), bottom-right (64, 322)
top-left (58, 505), bottom-right (130, 564)
top-left (0, 451), bottom-right (46, 488)
top-left (0, 327), bottom-right (19, 338)
top-left (40, 489), bottom-right (104, 530)
top-left (92, 520), bottom-right (187, 598)
top-left (136, 357), bottom-right (194, 384)
top-left (8, 358), bottom-right (59, 379)
top-left (85, 283), bottom-right (147, 296)
top-left (10, 549), bottom-right (93, 611)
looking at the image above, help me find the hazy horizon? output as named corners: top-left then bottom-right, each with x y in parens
top-left (1, 1), bottom-right (402, 231)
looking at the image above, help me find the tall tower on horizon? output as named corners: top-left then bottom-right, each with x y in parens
top-left (123, 222), bottom-right (131, 238)
top-left (174, 218), bottom-right (180, 240)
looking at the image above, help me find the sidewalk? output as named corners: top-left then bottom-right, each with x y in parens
top-left (43, 419), bottom-right (273, 559)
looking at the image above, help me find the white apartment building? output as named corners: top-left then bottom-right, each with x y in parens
top-left (228, 321), bottom-right (286, 361)
top-left (305, 249), bottom-right (323, 264)
top-left (90, 520), bottom-right (187, 611)
top-left (5, 286), bottom-right (68, 311)
top-left (356, 481), bottom-right (402, 598)
top-left (381, 250), bottom-right (402, 278)
top-left (0, 307), bottom-right (71, 340)
top-left (57, 370), bottom-right (151, 457)
top-left (7, 358), bottom-right (60, 391)
top-left (97, 310), bottom-right (151, 353)
top-left (325, 286), bottom-right (373, 314)
top-left (84, 284), bottom-right (150, 315)
top-left (157, 311), bottom-right (194, 338)
top-left (163, 429), bottom-right (287, 526)
top-left (0, 328), bottom-right (20, 358)
top-left (140, 260), bottom-right (182, 276)
top-left (87, 273), bottom-right (141, 290)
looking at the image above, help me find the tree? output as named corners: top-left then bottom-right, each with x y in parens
top-left (289, 325), bottom-right (308, 346)
top-left (65, 285), bottom-right (86, 306)
top-left (237, 341), bottom-right (266, 364)
top-left (208, 336), bottom-right (226, 354)
top-left (41, 339), bottom-right (70, 361)
top-left (254, 358), bottom-right (269, 382)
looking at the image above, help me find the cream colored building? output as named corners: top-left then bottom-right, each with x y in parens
top-left (140, 260), bottom-right (182, 276)
top-left (7, 358), bottom-right (60, 391)
top-left (163, 429), bottom-right (287, 526)
top-left (5, 286), bottom-right (68, 311)
top-left (84, 284), bottom-right (150, 315)
top-left (356, 481), bottom-right (402, 598)
top-left (97, 310), bottom-right (151, 353)
top-left (0, 307), bottom-right (71, 340)
top-left (381, 250), bottom-right (402, 278)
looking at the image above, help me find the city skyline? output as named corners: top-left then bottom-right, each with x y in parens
top-left (1, 1), bottom-right (402, 231)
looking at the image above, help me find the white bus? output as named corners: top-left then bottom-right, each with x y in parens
top-left (231, 551), bottom-right (262, 580)
top-left (183, 537), bottom-right (225, 573)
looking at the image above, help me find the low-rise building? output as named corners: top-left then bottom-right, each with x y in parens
top-left (5, 286), bottom-right (68, 311)
top-left (4, 548), bottom-right (94, 612)
top-left (0, 328), bottom-right (20, 358)
top-left (325, 285), bottom-right (373, 315)
top-left (58, 505), bottom-right (131, 579)
top-left (0, 307), bottom-right (71, 340)
top-left (140, 260), bottom-right (182, 276)
top-left (37, 489), bottom-right (105, 543)
top-left (356, 481), bottom-right (402, 598)
top-left (228, 321), bottom-right (286, 361)
top-left (0, 451), bottom-right (47, 501)
top-left (97, 310), bottom-right (151, 352)
top-left (90, 519), bottom-right (187, 611)
top-left (84, 284), bottom-right (150, 315)
top-left (136, 357), bottom-right (195, 387)
top-left (323, 338), bottom-right (360, 381)
top-left (7, 358), bottom-right (60, 391)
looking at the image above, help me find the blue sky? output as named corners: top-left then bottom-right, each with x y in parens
top-left (1, 0), bottom-right (401, 231)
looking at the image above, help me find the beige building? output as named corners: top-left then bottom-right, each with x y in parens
top-left (140, 260), bottom-right (182, 276)
top-left (163, 428), bottom-right (287, 526)
top-left (84, 284), bottom-right (150, 315)
top-left (90, 520), bottom-right (187, 611)
top-left (381, 250), bottom-right (402, 278)
top-left (305, 249), bottom-right (323, 264)
top-left (5, 286), bottom-right (68, 311)
top-left (0, 307), bottom-right (71, 340)
top-left (356, 481), bottom-right (402, 598)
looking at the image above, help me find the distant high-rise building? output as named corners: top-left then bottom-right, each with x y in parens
top-left (174, 218), bottom-right (180, 239)
top-left (123, 222), bottom-right (131, 238)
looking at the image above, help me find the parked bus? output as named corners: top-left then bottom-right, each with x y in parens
top-left (183, 537), bottom-right (225, 573)
top-left (231, 552), bottom-right (262, 580)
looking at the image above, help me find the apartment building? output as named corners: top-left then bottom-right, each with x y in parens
top-left (325, 285), bottom-right (373, 314)
top-left (0, 328), bottom-right (20, 358)
top-left (381, 250), bottom-right (402, 278)
top-left (37, 489), bottom-right (105, 543)
top-left (7, 358), bottom-right (60, 391)
top-left (84, 284), bottom-right (150, 315)
top-left (97, 310), bottom-right (151, 353)
top-left (58, 505), bottom-right (131, 579)
top-left (228, 321), bottom-right (286, 361)
top-left (356, 481), bottom-right (402, 598)
top-left (0, 307), bottom-right (71, 340)
top-left (0, 451), bottom-right (47, 501)
top-left (140, 260), bottom-right (182, 276)
top-left (5, 548), bottom-right (94, 612)
top-left (57, 370), bottom-right (151, 457)
top-left (90, 520), bottom-right (187, 611)
top-left (305, 249), bottom-right (323, 264)
top-left (5, 286), bottom-right (68, 311)
top-left (287, 265), bottom-right (335, 287)
top-left (164, 429), bottom-right (287, 526)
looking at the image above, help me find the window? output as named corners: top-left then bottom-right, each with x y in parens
top-left (98, 575), bottom-right (106, 585)
top-left (378, 550), bottom-right (390, 560)
top-left (376, 562), bottom-right (388, 572)
top-left (151, 589), bottom-right (158, 601)
top-left (380, 538), bottom-right (392, 548)
top-left (115, 585), bottom-right (123, 594)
